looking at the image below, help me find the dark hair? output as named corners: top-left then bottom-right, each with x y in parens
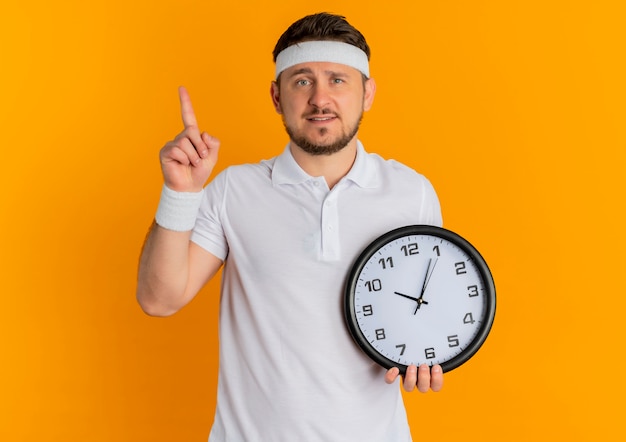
top-left (272, 12), bottom-right (370, 62)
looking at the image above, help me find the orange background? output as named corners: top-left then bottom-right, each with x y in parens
top-left (1, 0), bottom-right (624, 440)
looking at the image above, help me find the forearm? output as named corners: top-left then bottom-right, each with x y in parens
top-left (136, 222), bottom-right (195, 316)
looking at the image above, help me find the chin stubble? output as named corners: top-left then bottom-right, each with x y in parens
top-left (284, 113), bottom-right (363, 156)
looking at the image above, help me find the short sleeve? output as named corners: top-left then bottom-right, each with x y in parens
top-left (420, 176), bottom-right (443, 227)
top-left (190, 169), bottom-right (230, 261)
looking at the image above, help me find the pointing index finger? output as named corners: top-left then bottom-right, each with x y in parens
top-left (178, 86), bottom-right (198, 128)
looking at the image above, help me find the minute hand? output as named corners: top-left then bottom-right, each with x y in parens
top-left (415, 258), bottom-right (438, 313)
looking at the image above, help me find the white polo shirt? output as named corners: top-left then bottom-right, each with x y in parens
top-left (191, 141), bottom-right (442, 442)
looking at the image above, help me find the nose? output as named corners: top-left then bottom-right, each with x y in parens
top-left (308, 83), bottom-right (331, 109)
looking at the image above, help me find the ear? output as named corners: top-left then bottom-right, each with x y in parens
top-left (270, 81), bottom-right (282, 114)
top-left (363, 77), bottom-right (377, 112)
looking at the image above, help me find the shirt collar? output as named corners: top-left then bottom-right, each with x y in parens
top-left (271, 144), bottom-right (312, 186)
top-left (344, 140), bottom-right (380, 188)
top-left (271, 140), bottom-right (380, 188)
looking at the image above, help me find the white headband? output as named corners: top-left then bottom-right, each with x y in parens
top-left (275, 40), bottom-right (370, 79)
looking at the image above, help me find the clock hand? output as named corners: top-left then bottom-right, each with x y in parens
top-left (393, 291), bottom-right (424, 303)
top-left (394, 291), bottom-right (429, 317)
top-left (414, 258), bottom-right (438, 313)
top-left (418, 259), bottom-right (432, 299)
top-left (422, 258), bottom-right (438, 293)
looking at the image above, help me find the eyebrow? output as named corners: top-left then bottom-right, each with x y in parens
top-left (286, 67), bottom-right (350, 78)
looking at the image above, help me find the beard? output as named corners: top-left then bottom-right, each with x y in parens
top-left (283, 110), bottom-right (363, 156)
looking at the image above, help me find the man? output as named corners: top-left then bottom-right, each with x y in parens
top-left (137, 12), bottom-right (444, 442)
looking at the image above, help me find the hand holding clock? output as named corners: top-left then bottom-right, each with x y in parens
top-left (384, 364), bottom-right (444, 393)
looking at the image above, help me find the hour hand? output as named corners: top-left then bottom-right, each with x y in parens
top-left (393, 291), bottom-right (420, 302)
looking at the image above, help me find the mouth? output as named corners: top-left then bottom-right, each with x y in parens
top-left (306, 115), bottom-right (338, 123)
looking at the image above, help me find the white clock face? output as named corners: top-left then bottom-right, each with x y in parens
top-left (346, 226), bottom-right (495, 372)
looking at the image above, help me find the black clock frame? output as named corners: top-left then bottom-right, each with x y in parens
top-left (344, 225), bottom-right (496, 374)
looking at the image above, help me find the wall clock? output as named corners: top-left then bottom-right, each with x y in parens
top-left (344, 225), bottom-right (496, 373)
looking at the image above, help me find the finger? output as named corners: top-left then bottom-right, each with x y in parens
top-left (430, 364), bottom-right (444, 392)
top-left (176, 87), bottom-right (209, 158)
top-left (176, 137), bottom-right (202, 165)
top-left (416, 364), bottom-right (431, 393)
top-left (385, 367), bottom-right (400, 384)
top-left (177, 126), bottom-right (208, 159)
top-left (178, 86), bottom-right (198, 129)
top-left (403, 365), bottom-right (418, 392)
top-left (201, 132), bottom-right (219, 159)
top-left (161, 142), bottom-right (192, 166)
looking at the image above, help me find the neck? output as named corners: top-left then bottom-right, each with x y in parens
top-left (290, 139), bottom-right (358, 189)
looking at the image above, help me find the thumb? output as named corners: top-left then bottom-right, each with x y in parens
top-left (385, 367), bottom-right (400, 384)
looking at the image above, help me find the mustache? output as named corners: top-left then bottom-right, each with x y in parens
top-left (303, 108), bottom-right (338, 118)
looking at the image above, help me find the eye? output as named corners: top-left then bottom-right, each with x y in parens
top-left (332, 78), bottom-right (345, 84)
top-left (296, 79), bottom-right (311, 86)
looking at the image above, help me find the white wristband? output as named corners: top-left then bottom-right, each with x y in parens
top-left (155, 185), bottom-right (204, 232)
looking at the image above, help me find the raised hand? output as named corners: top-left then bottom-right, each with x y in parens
top-left (159, 86), bottom-right (220, 192)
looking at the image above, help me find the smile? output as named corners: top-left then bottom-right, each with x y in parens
top-left (307, 116), bottom-right (336, 121)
